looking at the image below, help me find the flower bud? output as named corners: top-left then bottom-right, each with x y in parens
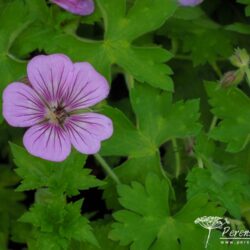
top-left (220, 70), bottom-right (245, 88)
top-left (230, 48), bottom-right (250, 68)
top-left (178, 0), bottom-right (204, 7)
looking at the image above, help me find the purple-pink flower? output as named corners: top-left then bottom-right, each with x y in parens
top-left (51, 0), bottom-right (94, 16)
top-left (178, 0), bottom-right (203, 6)
top-left (3, 54), bottom-right (113, 162)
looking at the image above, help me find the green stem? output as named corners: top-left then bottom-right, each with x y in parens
top-left (94, 154), bottom-right (121, 185)
top-left (172, 139), bottom-right (181, 178)
top-left (194, 61), bottom-right (221, 169)
top-left (171, 37), bottom-right (178, 55)
top-left (210, 62), bottom-right (223, 78)
top-left (245, 67), bottom-right (250, 87)
top-left (156, 150), bottom-right (176, 200)
top-left (209, 116), bottom-right (218, 132)
top-left (208, 62), bottom-right (221, 133)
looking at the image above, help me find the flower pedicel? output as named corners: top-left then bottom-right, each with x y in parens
top-left (3, 54), bottom-right (113, 162)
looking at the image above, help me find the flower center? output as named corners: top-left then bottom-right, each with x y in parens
top-left (47, 105), bottom-right (69, 125)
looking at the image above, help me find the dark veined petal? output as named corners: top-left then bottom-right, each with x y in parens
top-left (3, 82), bottom-right (46, 127)
top-left (23, 123), bottom-right (71, 162)
top-left (51, 0), bottom-right (94, 16)
top-left (64, 62), bottom-right (110, 111)
top-left (27, 54), bottom-right (74, 103)
top-left (64, 113), bottom-right (113, 154)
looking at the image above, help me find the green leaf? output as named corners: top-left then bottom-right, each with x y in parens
top-left (174, 6), bottom-right (204, 20)
top-left (13, 0), bottom-right (178, 91)
top-left (102, 153), bottom-right (164, 209)
top-left (0, 1), bottom-right (29, 51)
top-left (237, 0), bottom-right (250, 16)
top-left (110, 173), bottom-right (225, 250)
top-left (11, 144), bottom-right (103, 195)
top-left (11, 221), bottom-right (31, 245)
top-left (115, 46), bottom-right (174, 90)
top-left (0, 166), bottom-right (25, 250)
top-left (100, 0), bottom-right (177, 42)
top-left (226, 22), bottom-right (250, 35)
top-left (21, 198), bottom-right (98, 250)
top-left (159, 10), bottom-right (233, 65)
top-left (100, 84), bottom-right (200, 206)
top-left (194, 132), bottom-right (215, 160)
top-left (187, 163), bottom-right (250, 218)
top-left (100, 106), bottom-right (155, 157)
top-left (130, 83), bottom-right (201, 146)
top-left (206, 81), bottom-right (250, 152)
top-left (28, 233), bottom-right (68, 250)
top-left (70, 220), bottom-right (128, 250)
top-left (25, 0), bottom-right (50, 21)
top-left (11, 0), bottom-right (79, 57)
top-left (0, 0), bottom-right (31, 122)
top-left (182, 29), bottom-right (233, 65)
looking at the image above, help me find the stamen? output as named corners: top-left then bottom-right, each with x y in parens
top-left (47, 104), bottom-right (69, 126)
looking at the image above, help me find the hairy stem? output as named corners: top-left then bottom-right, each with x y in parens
top-left (94, 154), bottom-right (121, 185)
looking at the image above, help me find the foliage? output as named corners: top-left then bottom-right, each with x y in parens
top-left (206, 82), bottom-right (250, 152)
top-left (187, 163), bottom-right (250, 218)
top-left (110, 173), bottom-right (225, 250)
top-left (0, 166), bottom-right (25, 250)
top-left (11, 144), bottom-right (103, 195)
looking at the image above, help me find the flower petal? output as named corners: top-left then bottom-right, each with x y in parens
top-left (23, 123), bottom-right (71, 162)
top-left (65, 113), bottom-right (113, 154)
top-left (51, 0), bottom-right (95, 16)
top-left (64, 63), bottom-right (110, 111)
top-left (3, 82), bottom-right (45, 127)
top-left (27, 54), bottom-right (73, 103)
top-left (178, 0), bottom-right (203, 6)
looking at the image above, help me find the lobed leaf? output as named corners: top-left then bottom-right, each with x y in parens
top-left (21, 197), bottom-right (98, 249)
top-left (206, 81), bottom-right (250, 152)
top-left (11, 144), bottom-right (103, 195)
top-left (187, 162), bottom-right (250, 218)
top-left (100, 106), bottom-right (155, 157)
top-left (130, 83), bottom-right (201, 146)
top-left (11, 0), bottom-right (177, 91)
top-left (110, 173), bottom-right (225, 250)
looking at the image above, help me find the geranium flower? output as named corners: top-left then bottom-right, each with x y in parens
top-left (178, 0), bottom-right (203, 6)
top-left (51, 0), bottom-right (94, 16)
top-left (3, 54), bottom-right (113, 162)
